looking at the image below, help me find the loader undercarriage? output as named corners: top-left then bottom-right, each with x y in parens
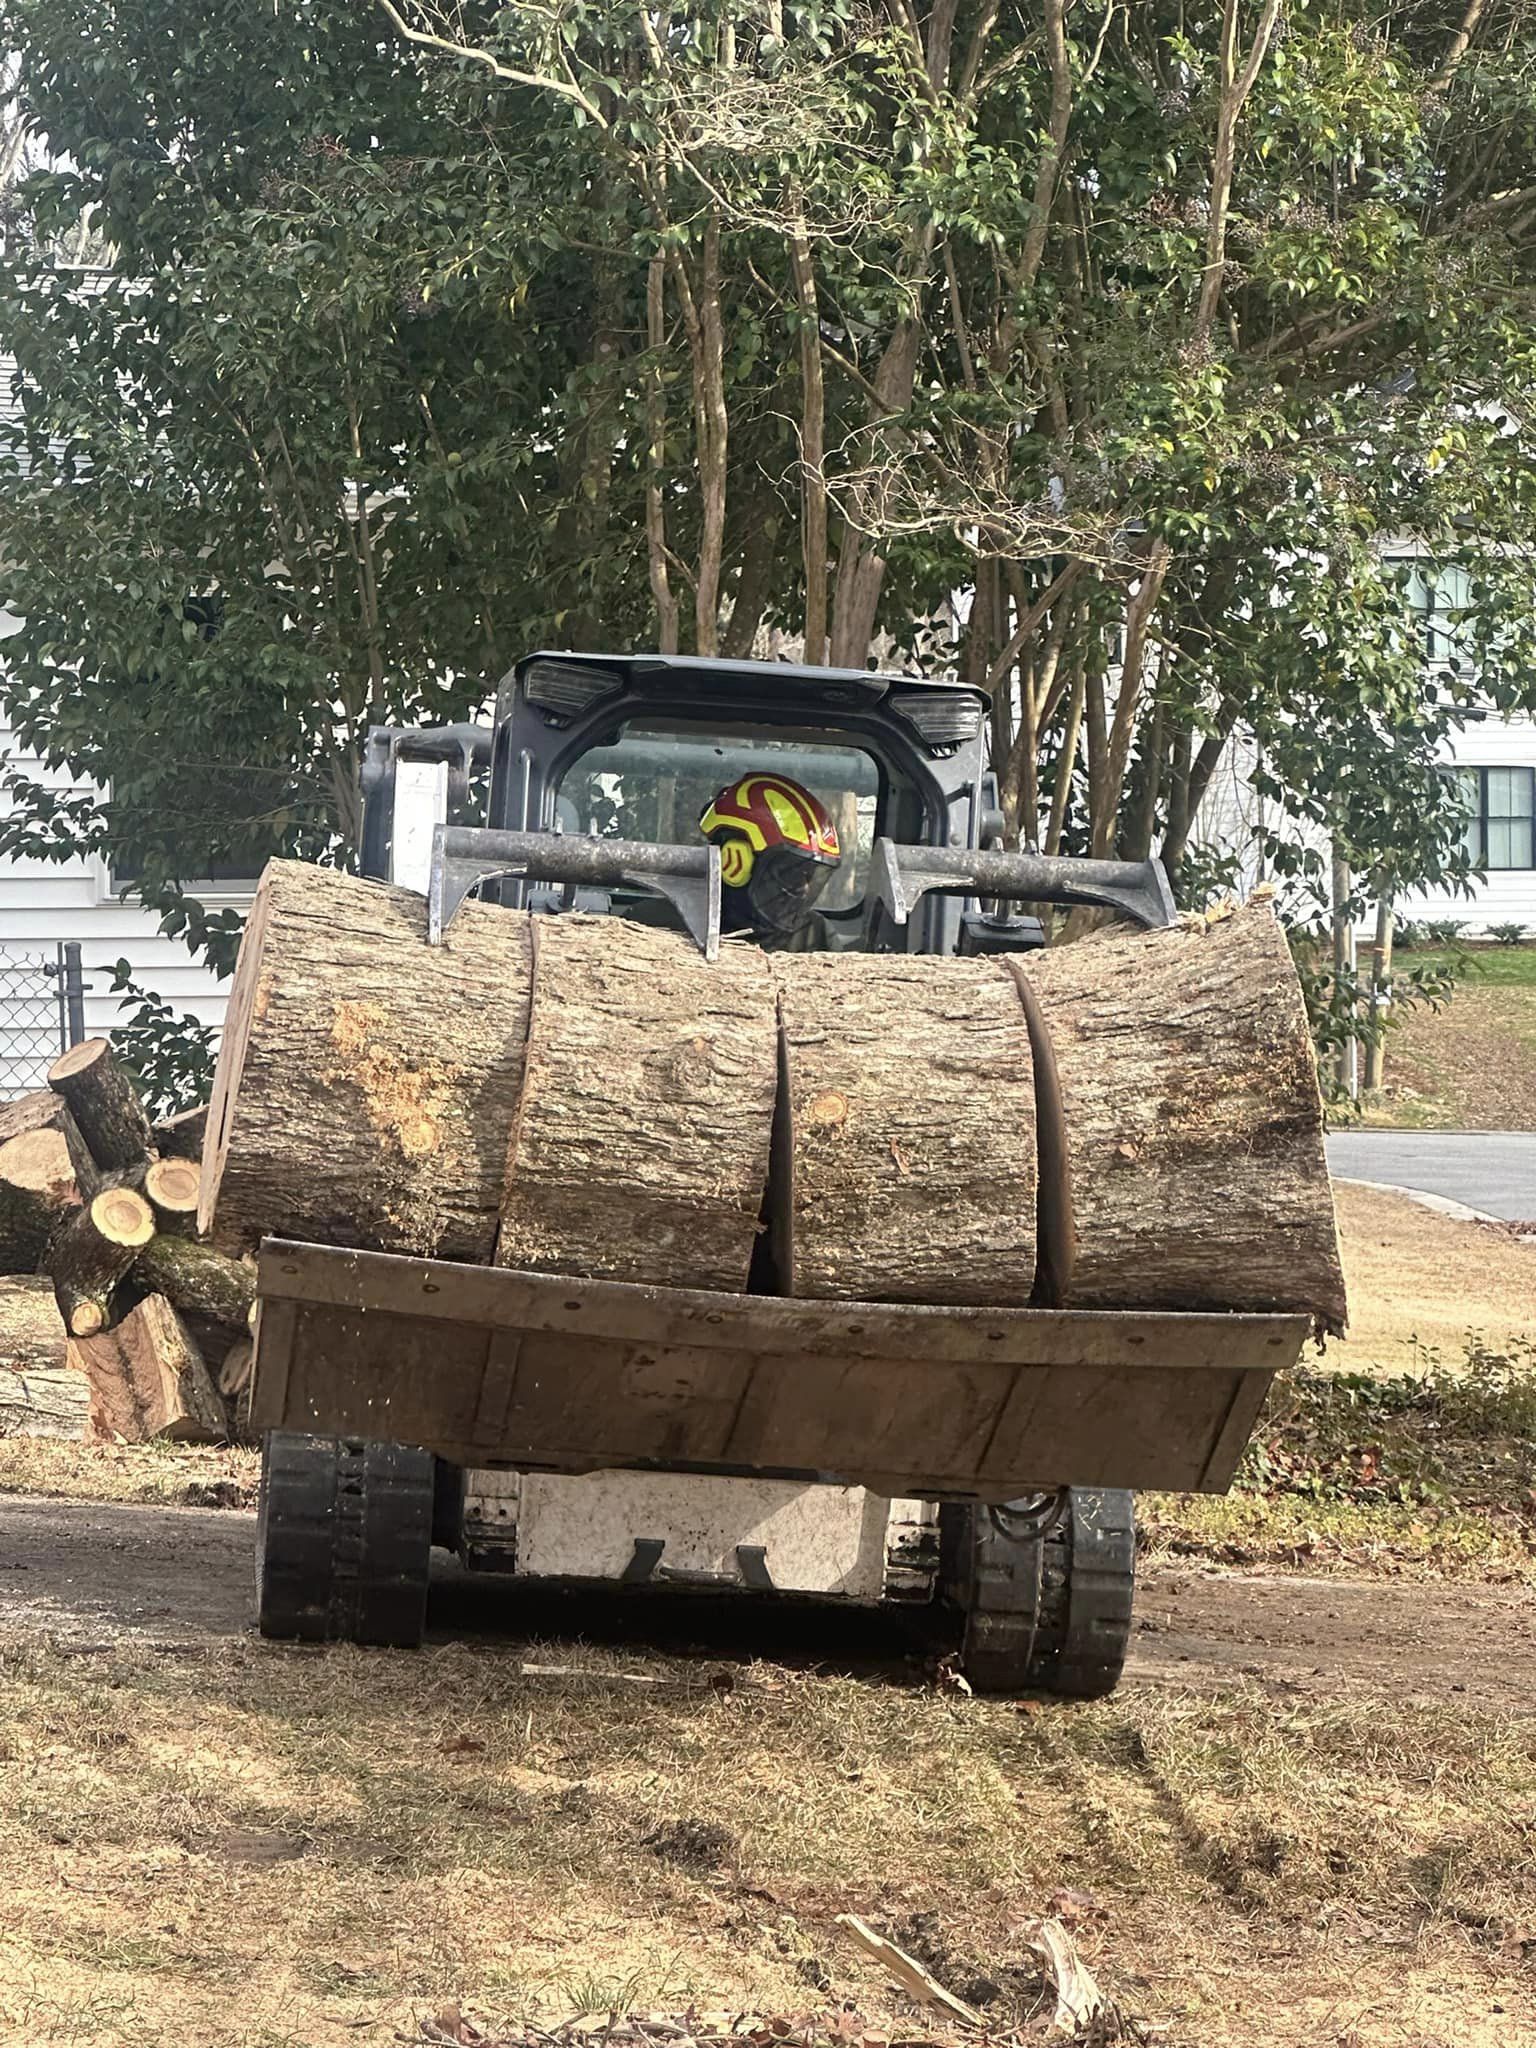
top-left (253, 1427), bottom-right (1138, 1696)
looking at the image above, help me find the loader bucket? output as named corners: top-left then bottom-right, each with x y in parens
top-left (251, 1239), bottom-right (1306, 1499)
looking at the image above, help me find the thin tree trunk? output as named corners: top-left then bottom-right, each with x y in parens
top-left (788, 201), bottom-right (829, 663)
top-left (1332, 851), bottom-right (1358, 1100)
top-left (1364, 887), bottom-right (1395, 1093)
top-left (644, 254), bottom-right (680, 654)
top-left (1044, 664), bottom-right (1086, 858)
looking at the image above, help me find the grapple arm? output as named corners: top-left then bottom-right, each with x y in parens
top-left (869, 840), bottom-right (1177, 933)
top-left (429, 824), bottom-right (722, 959)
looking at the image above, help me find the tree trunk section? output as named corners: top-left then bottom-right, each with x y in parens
top-left (497, 916), bottom-right (778, 1291)
top-left (50, 1187), bottom-right (156, 1337)
top-left (152, 1103), bottom-right (208, 1160)
top-left (133, 1236), bottom-right (255, 1330)
top-left (71, 1294), bottom-right (225, 1442)
top-left (48, 1037), bottom-right (154, 1175)
top-left (0, 1092), bottom-right (93, 1272)
top-left (199, 860), bottom-right (534, 1261)
top-left (0, 1276), bottom-right (86, 1438)
top-left (773, 953), bottom-right (1038, 1304)
top-left (1022, 901), bottom-right (1346, 1332)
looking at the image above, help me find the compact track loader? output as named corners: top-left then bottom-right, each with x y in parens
top-left (249, 652), bottom-right (1308, 1696)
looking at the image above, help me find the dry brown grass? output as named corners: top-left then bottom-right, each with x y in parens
top-left (0, 1627), bottom-right (1533, 2048)
top-left (1327, 1182), bottom-right (1536, 1372)
top-left (1362, 979), bottom-right (1536, 1130)
top-left (0, 1432), bottom-right (257, 1506)
top-left (3, 1175), bottom-right (1536, 2043)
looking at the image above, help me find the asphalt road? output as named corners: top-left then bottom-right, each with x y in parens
top-left (1326, 1129), bottom-right (1536, 1220)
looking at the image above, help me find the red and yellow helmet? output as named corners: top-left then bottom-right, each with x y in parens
top-left (699, 774), bottom-right (841, 888)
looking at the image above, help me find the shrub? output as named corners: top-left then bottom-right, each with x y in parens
top-left (1421, 918), bottom-right (1468, 945)
top-left (1488, 921), bottom-right (1528, 946)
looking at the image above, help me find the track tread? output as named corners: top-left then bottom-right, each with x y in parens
top-left (955, 1488), bottom-right (1136, 1698)
top-left (256, 1431), bottom-right (434, 1647)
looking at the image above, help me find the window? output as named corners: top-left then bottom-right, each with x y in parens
top-left (557, 723), bottom-right (880, 912)
top-left (1406, 561), bottom-right (1472, 669)
top-left (1458, 765), bottom-right (1535, 870)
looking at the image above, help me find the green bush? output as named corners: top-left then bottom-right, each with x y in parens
top-left (1421, 918), bottom-right (1469, 945)
top-left (1488, 921), bottom-right (1528, 946)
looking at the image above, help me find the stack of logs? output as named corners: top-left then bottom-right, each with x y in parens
top-left (201, 860), bottom-right (1347, 1333)
top-left (0, 1041), bottom-right (253, 1446)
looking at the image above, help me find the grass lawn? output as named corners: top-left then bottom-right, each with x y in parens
top-left (1, 1185), bottom-right (1535, 2046)
top-left (1359, 941), bottom-right (1536, 1128)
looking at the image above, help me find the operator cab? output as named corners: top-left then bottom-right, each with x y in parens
top-left (362, 651), bottom-right (1046, 957)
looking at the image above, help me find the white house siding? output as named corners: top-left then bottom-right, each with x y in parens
top-left (1393, 711), bottom-right (1536, 934)
top-left (0, 708), bottom-right (250, 1094)
top-left (1194, 717), bottom-right (1536, 936)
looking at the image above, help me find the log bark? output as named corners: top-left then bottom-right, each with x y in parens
top-left (773, 953), bottom-right (1038, 1304)
top-left (497, 916), bottom-right (778, 1291)
top-left (133, 1235), bottom-right (255, 1329)
top-left (151, 1102), bottom-right (208, 1160)
top-left (1021, 900), bottom-right (1347, 1331)
top-left (0, 1276), bottom-right (87, 1438)
top-left (0, 1091), bottom-right (94, 1272)
top-left (71, 1294), bottom-right (225, 1442)
top-left (48, 1037), bottom-right (154, 1175)
top-left (50, 1186), bottom-right (157, 1337)
top-left (200, 860), bottom-right (535, 1260)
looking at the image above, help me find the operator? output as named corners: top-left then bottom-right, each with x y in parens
top-left (699, 773), bottom-right (843, 951)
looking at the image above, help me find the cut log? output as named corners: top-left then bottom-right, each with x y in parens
top-left (151, 1102), bottom-right (208, 1160)
top-left (0, 1091), bottom-right (94, 1272)
top-left (219, 1334), bottom-right (254, 1398)
top-left (0, 1275), bottom-right (87, 1438)
top-left (497, 916), bottom-right (778, 1291)
top-left (71, 1293), bottom-right (225, 1442)
top-left (772, 952), bottom-right (1038, 1304)
top-left (133, 1235), bottom-right (256, 1329)
top-left (48, 1037), bottom-right (154, 1176)
top-left (1021, 900), bottom-right (1347, 1332)
top-left (199, 859), bottom-right (534, 1261)
top-left (142, 1156), bottom-right (202, 1234)
top-left (50, 1186), bottom-right (157, 1337)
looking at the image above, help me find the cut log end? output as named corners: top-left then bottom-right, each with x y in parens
top-left (48, 1037), bottom-right (113, 1087)
top-left (144, 1156), bottom-right (202, 1217)
top-left (48, 1036), bottom-right (155, 1178)
top-left (91, 1187), bottom-right (156, 1249)
top-left (69, 1301), bottom-right (107, 1338)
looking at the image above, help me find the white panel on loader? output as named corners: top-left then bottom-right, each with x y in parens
top-left (484, 1471), bottom-right (898, 1601)
top-left (390, 757), bottom-right (450, 895)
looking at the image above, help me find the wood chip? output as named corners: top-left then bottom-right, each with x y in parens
top-left (834, 1915), bottom-right (983, 2029)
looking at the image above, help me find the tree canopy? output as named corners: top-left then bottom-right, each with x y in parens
top-left (1, 0), bottom-right (1535, 969)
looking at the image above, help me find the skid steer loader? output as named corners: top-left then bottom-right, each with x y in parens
top-left (249, 652), bottom-right (1306, 1695)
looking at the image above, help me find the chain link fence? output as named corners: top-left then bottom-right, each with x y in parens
top-left (0, 943), bottom-right (86, 1097)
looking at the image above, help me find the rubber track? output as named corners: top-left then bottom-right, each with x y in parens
top-left (256, 1432), bottom-right (435, 1647)
top-left (960, 1487), bottom-right (1136, 1698)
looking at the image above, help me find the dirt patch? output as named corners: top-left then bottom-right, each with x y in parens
top-left (645, 1817), bottom-right (738, 1873)
top-left (4, 1491), bottom-right (1536, 1711)
top-left (1328, 1181), bottom-right (1536, 1368)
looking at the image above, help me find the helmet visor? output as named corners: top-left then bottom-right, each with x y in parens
top-left (747, 845), bottom-right (834, 933)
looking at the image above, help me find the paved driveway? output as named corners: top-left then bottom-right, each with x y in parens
top-left (1326, 1130), bottom-right (1536, 1220)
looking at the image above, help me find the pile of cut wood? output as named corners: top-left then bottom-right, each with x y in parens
top-left (0, 1042), bottom-right (250, 1446)
top-left (204, 861), bottom-right (1347, 1332)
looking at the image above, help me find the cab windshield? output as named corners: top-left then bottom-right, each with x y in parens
top-left (556, 722), bottom-right (880, 912)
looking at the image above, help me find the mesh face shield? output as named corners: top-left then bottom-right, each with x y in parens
top-left (744, 843), bottom-right (834, 935)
